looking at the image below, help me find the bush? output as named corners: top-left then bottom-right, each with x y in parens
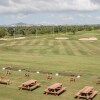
top-left (0, 28), bottom-right (7, 38)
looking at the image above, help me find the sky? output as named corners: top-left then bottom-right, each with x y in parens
top-left (0, 0), bottom-right (100, 25)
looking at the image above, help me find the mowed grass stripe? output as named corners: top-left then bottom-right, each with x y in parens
top-left (61, 40), bottom-right (75, 55)
top-left (55, 40), bottom-right (66, 55)
top-left (91, 41), bottom-right (100, 48)
top-left (17, 40), bottom-right (30, 46)
top-left (28, 39), bottom-right (49, 54)
top-left (67, 40), bottom-right (82, 56)
top-left (47, 40), bottom-right (54, 54)
top-left (10, 40), bottom-right (24, 46)
top-left (35, 39), bottom-right (48, 54)
top-left (23, 40), bottom-right (33, 45)
top-left (74, 41), bottom-right (92, 56)
top-left (48, 40), bottom-right (60, 55)
top-left (36, 39), bottom-right (48, 54)
top-left (87, 42), bottom-right (100, 55)
top-left (71, 41), bottom-right (90, 55)
top-left (79, 41), bottom-right (96, 55)
top-left (80, 41), bottom-right (100, 55)
top-left (52, 40), bottom-right (60, 55)
top-left (38, 38), bottom-right (46, 46)
top-left (48, 40), bottom-right (54, 46)
top-left (43, 38), bottom-right (49, 46)
top-left (0, 43), bottom-right (6, 46)
top-left (28, 39), bottom-right (38, 46)
top-left (33, 39), bottom-right (42, 45)
top-left (6, 41), bottom-right (19, 46)
top-left (89, 41), bottom-right (100, 50)
top-left (38, 39), bottom-right (50, 54)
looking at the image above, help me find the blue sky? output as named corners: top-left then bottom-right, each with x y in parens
top-left (0, 0), bottom-right (100, 25)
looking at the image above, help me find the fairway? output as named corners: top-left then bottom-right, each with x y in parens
top-left (0, 32), bottom-right (100, 100)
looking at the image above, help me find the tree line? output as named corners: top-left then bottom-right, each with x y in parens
top-left (0, 24), bottom-right (100, 38)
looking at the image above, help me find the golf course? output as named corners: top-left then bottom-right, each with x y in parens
top-left (0, 30), bottom-right (100, 100)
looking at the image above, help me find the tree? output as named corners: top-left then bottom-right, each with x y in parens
top-left (72, 27), bottom-right (77, 35)
top-left (0, 28), bottom-right (7, 38)
top-left (8, 27), bottom-right (15, 36)
top-left (20, 29), bottom-right (26, 36)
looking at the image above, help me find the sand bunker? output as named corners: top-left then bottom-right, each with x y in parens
top-left (0, 38), bottom-right (8, 40)
top-left (79, 37), bottom-right (98, 41)
top-left (0, 37), bottom-right (26, 41)
top-left (55, 37), bottom-right (69, 40)
top-left (14, 37), bottom-right (26, 40)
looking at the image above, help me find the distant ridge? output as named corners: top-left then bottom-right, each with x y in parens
top-left (10, 22), bottom-right (28, 26)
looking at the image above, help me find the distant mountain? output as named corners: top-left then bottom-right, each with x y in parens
top-left (8, 22), bottom-right (58, 27)
top-left (10, 22), bottom-right (28, 26)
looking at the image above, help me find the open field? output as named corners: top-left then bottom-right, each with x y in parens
top-left (0, 30), bottom-right (100, 100)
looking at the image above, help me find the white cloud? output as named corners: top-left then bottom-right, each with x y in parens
top-left (10, 14), bottom-right (29, 20)
top-left (77, 13), bottom-right (100, 21)
top-left (0, 0), bottom-right (100, 15)
top-left (71, 0), bottom-right (99, 11)
top-left (92, 0), bottom-right (100, 4)
top-left (59, 16), bottom-right (74, 21)
top-left (49, 14), bottom-right (74, 21)
top-left (78, 14), bottom-right (86, 18)
top-left (78, 14), bottom-right (92, 18)
top-left (95, 16), bottom-right (100, 20)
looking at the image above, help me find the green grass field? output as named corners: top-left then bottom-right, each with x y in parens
top-left (0, 30), bottom-right (100, 100)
